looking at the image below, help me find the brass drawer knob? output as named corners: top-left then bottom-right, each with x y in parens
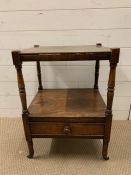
top-left (64, 125), bottom-right (71, 134)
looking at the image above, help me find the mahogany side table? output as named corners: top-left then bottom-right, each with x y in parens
top-left (12, 44), bottom-right (120, 160)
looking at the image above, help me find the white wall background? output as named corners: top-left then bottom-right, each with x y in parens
top-left (0, 0), bottom-right (131, 119)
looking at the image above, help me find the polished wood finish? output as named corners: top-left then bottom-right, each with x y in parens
top-left (103, 48), bottom-right (120, 160)
top-left (30, 122), bottom-right (104, 136)
top-left (21, 45), bottom-right (111, 54)
top-left (12, 51), bottom-right (34, 158)
top-left (12, 51), bottom-right (28, 114)
top-left (12, 44), bottom-right (120, 160)
top-left (20, 45), bottom-right (111, 62)
top-left (28, 89), bottom-right (106, 119)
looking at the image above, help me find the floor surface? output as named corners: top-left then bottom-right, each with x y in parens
top-left (0, 118), bottom-right (131, 175)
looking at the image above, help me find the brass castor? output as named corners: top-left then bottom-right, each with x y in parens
top-left (27, 154), bottom-right (34, 159)
top-left (103, 156), bottom-right (109, 160)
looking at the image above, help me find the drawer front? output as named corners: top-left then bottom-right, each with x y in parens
top-left (30, 122), bottom-right (104, 136)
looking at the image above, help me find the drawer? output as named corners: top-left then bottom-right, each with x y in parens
top-left (30, 122), bottom-right (104, 136)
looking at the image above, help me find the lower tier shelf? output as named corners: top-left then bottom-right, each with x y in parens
top-left (28, 89), bottom-right (106, 122)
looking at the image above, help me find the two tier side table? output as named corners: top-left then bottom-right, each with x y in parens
top-left (12, 44), bottom-right (120, 160)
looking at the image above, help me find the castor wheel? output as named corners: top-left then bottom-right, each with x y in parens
top-left (27, 154), bottom-right (34, 159)
top-left (103, 156), bottom-right (109, 160)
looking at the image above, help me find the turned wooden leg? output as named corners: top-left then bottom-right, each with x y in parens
top-left (27, 140), bottom-right (34, 158)
top-left (102, 139), bottom-right (109, 160)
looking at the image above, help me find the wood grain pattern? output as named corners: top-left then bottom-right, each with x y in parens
top-left (21, 45), bottom-right (111, 54)
top-left (103, 48), bottom-right (119, 160)
top-left (30, 122), bottom-right (104, 136)
top-left (0, 0), bottom-right (130, 121)
top-left (20, 45), bottom-right (111, 61)
top-left (1, 48), bottom-right (131, 66)
top-left (28, 89), bottom-right (106, 119)
top-left (12, 51), bottom-right (28, 114)
top-left (12, 45), bottom-right (120, 159)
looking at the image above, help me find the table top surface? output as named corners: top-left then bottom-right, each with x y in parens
top-left (21, 45), bottom-right (111, 54)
